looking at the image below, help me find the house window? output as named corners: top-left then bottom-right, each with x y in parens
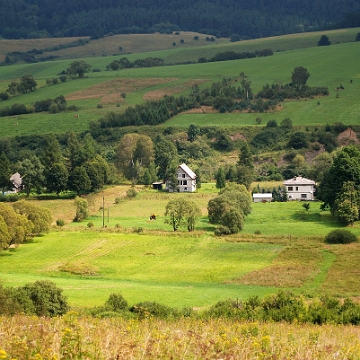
top-left (184, 187), bottom-right (188, 191)
top-left (301, 194), bottom-right (307, 199)
top-left (183, 180), bottom-right (187, 185)
top-left (288, 186), bottom-right (293, 191)
top-left (296, 187), bottom-right (298, 191)
top-left (182, 174), bottom-right (185, 178)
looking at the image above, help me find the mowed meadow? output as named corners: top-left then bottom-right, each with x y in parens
top-left (2, 184), bottom-right (360, 309)
top-left (0, 28), bottom-right (360, 138)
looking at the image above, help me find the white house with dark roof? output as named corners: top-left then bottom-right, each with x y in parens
top-left (283, 176), bottom-right (316, 201)
top-left (166, 163), bottom-right (197, 192)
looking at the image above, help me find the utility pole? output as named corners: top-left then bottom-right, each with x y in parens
top-left (102, 191), bottom-right (105, 228)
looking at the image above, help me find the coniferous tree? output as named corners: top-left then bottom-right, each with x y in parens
top-left (0, 152), bottom-right (12, 192)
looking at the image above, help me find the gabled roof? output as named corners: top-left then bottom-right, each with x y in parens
top-left (283, 176), bottom-right (315, 185)
top-left (178, 163), bottom-right (196, 180)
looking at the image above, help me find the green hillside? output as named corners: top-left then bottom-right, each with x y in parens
top-left (0, 29), bottom-right (360, 139)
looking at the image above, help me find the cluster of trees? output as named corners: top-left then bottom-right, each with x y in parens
top-left (0, 75), bottom-right (37, 101)
top-left (0, 95), bottom-right (74, 117)
top-left (199, 49), bottom-right (273, 63)
top-left (106, 57), bottom-right (164, 70)
top-left (0, 132), bottom-right (110, 197)
top-left (319, 146), bottom-right (360, 225)
top-left (0, 0), bottom-right (358, 40)
top-left (0, 281), bottom-right (68, 317)
top-left (257, 66), bottom-right (329, 100)
top-left (208, 183), bottom-right (252, 235)
top-left (0, 201), bottom-right (52, 250)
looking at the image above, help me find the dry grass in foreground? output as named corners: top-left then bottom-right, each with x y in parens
top-left (1, 313), bottom-right (360, 359)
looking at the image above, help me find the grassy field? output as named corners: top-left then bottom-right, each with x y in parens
top-left (0, 29), bottom-right (360, 137)
top-left (2, 185), bottom-right (360, 309)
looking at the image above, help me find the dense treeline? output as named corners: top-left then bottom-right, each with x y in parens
top-left (0, 0), bottom-right (359, 40)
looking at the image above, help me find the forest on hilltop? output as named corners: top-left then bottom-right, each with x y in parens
top-left (1, 0), bottom-right (360, 39)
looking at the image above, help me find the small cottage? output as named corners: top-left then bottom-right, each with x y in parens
top-left (166, 163), bottom-right (197, 192)
top-left (253, 193), bottom-right (273, 203)
top-left (283, 176), bottom-right (316, 201)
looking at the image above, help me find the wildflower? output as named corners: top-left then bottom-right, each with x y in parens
top-left (0, 350), bottom-right (7, 359)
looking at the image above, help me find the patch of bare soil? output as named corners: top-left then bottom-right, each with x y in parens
top-left (66, 78), bottom-right (176, 104)
top-left (143, 79), bottom-right (208, 101)
top-left (230, 133), bottom-right (246, 141)
top-left (338, 127), bottom-right (359, 146)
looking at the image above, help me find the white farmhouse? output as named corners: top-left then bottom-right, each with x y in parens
top-left (283, 176), bottom-right (316, 201)
top-left (166, 163), bottom-right (197, 192)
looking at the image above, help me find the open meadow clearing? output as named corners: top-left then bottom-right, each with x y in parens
top-left (2, 185), bottom-right (360, 309)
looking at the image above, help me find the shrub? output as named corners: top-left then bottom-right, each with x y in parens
top-left (130, 301), bottom-right (179, 319)
top-left (214, 225), bottom-right (231, 236)
top-left (87, 222), bottom-right (94, 228)
top-left (13, 280), bottom-right (69, 317)
top-left (126, 188), bottom-right (137, 198)
top-left (56, 219), bottom-right (65, 227)
top-left (324, 229), bottom-right (358, 244)
top-left (254, 230), bottom-right (261, 235)
top-left (67, 105), bottom-right (79, 111)
top-left (105, 293), bottom-right (128, 312)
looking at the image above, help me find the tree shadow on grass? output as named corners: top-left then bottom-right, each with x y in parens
top-left (0, 252), bottom-right (13, 257)
top-left (290, 211), bottom-right (342, 229)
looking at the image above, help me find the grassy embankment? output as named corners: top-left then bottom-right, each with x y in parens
top-left (0, 28), bottom-right (359, 138)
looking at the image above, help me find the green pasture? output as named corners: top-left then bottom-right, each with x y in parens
top-left (0, 33), bottom-right (360, 137)
top-left (0, 232), bottom-right (282, 308)
top-left (2, 185), bottom-right (360, 308)
top-left (41, 184), bottom-right (360, 237)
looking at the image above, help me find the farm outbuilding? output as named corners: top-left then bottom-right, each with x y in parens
top-left (152, 182), bottom-right (163, 190)
top-left (253, 193), bottom-right (273, 202)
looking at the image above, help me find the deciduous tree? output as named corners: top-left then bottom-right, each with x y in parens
top-left (16, 155), bottom-right (45, 196)
top-left (164, 198), bottom-right (201, 231)
top-left (291, 66), bottom-right (310, 91)
top-left (67, 60), bottom-right (92, 78)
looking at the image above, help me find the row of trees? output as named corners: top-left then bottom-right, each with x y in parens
top-left (199, 49), bottom-right (273, 63)
top-left (319, 146), bottom-right (360, 225)
top-left (106, 57), bottom-right (164, 71)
